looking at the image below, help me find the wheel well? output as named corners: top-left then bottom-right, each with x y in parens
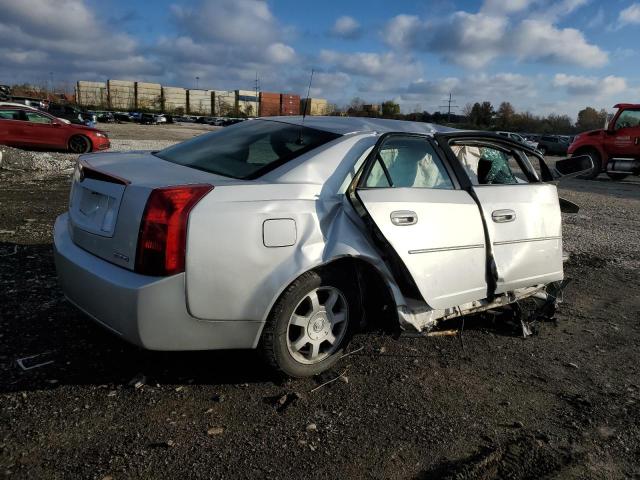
top-left (315, 257), bottom-right (399, 332)
top-left (573, 145), bottom-right (603, 164)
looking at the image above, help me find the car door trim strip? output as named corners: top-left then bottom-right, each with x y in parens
top-left (408, 244), bottom-right (485, 254)
top-left (493, 236), bottom-right (561, 246)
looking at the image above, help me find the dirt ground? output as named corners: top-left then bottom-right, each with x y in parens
top-left (1, 124), bottom-right (639, 479)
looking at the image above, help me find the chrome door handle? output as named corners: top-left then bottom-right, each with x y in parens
top-left (390, 210), bottom-right (418, 226)
top-left (492, 209), bottom-right (516, 223)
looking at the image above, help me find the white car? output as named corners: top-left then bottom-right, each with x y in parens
top-left (53, 117), bottom-right (589, 377)
top-left (497, 131), bottom-right (538, 150)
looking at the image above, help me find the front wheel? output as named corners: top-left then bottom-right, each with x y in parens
top-left (68, 135), bottom-right (92, 153)
top-left (259, 269), bottom-right (358, 377)
top-left (576, 149), bottom-right (601, 179)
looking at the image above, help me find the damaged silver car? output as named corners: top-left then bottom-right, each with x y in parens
top-left (53, 117), bottom-right (591, 377)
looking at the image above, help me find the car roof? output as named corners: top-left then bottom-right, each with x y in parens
top-left (0, 102), bottom-right (39, 110)
top-left (260, 116), bottom-right (456, 135)
top-left (613, 103), bottom-right (640, 109)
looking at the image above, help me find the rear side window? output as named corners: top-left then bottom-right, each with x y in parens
top-left (0, 109), bottom-right (22, 120)
top-left (451, 144), bottom-right (533, 185)
top-left (364, 136), bottom-right (454, 189)
top-left (155, 120), bottom-right (340, 179)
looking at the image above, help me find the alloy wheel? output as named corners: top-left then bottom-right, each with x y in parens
top-left (286, 286), bottom-right (349, 365)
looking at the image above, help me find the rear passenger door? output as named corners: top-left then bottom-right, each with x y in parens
top-left (436, 133), bottom-right (563, 295)
top-left (350, 133), bottom-right (489, 310)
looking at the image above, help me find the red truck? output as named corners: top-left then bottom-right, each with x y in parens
top-left (568, 103), bottom-right (640, 180)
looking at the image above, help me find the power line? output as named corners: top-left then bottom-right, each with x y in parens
top-left (439, 92), bottom-right (459, 123)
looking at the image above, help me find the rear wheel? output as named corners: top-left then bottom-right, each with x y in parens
top-left (576, 149), bottom-right (601, 179)
top-left (260, 269), bottom-right (358, 377)
top-left (606, 172), bottom-right (629, 181)
top-left (68, 135), bottom-right (91, 153)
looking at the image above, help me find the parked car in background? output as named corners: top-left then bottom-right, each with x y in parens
top-left (53, 117), bottom-right (590, 377)
top-left (95, 111), bottom-right (115, 123)
top-left (568, 103), bottom-right (640, 180)
top-left (0, 105), bottom-right (109, 153)
top-left (536, 135), bottom-right (569, 156)
top-left (496, 131), bottom-right (538, 149)
top-left (47, 103), bottom-right (96, 126)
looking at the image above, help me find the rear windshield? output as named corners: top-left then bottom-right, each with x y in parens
top-left (154, 120), bottom-right (340, 179)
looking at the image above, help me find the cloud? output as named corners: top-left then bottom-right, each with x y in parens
top-left (481, 0), bottom-right (535, 15)
top-left (330, 16), bottom-right (362, 39)
top-left (618, 3), bottom-right (640, 26)
top-left (383, 7), bottom-right (607, 68)
top-left (404, 73), bottom-right (536, 101)
top-left (553, 74), bottom-right (628, 96)
top-left (0, 0), bottom-right (161, 83)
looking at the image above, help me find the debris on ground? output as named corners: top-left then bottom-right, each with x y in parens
top-left (207, 427), bottom-right (224, 436)
top-left (16, 352), bottom-right (54, 371)
top-left (0, 145), bottom-right (76, 172)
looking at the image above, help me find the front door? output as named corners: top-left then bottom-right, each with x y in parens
top-left (350, 133), bottom-right (488, 310)
top-left (437, 134), bottom-right (564, 294)
top-left (21, 110), bottom-right (67, 149)
top-left (605, 108), bottom-right (640, 158)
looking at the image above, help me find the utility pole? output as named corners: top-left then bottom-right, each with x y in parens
top-left (254, 72), bottom-right (260, 117)
top-left (439, 92), bottom-right (459, 123)
top-left (195, 76), bottom-right (199, 89)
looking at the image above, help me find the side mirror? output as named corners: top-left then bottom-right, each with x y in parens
top-left (553, 154), bottom-right (595, 179)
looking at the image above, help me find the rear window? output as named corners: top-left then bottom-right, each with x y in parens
top-left (154, 120), bottom-right (340, 179)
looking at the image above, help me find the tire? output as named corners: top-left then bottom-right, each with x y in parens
top-left (576, 149), bottom-right (601, 179)
top-left (68, 135), bottom-right (92, 154)
top-left (606, 172), bottom-right (629, 181)
top-left (259, 268), bottom-right (359, 377)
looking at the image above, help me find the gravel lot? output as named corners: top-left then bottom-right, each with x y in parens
top-left (1, 124), bottom-right (639, 479)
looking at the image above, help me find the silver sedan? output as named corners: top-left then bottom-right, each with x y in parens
top-left (54, 116), bottom-right (585, 377)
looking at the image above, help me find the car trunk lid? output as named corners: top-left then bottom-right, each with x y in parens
top-left (68, 150), bottom-right (246, 271)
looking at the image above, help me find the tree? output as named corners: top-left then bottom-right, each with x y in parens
top-left (496, 102), bottom-right (515, 129)
top-left (381, 100), bottom-right (400, 117)
top-left (469, 101), bottom-right (494, 127)
top-left (576, 107), bottom-right (607, 132)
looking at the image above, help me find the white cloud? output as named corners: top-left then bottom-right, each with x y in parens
top-left (330, 16), bottom-right (361, 39)
top-left (383, 7), bottom-right (607, 68)
top-left (553, 74), bottom-right (628, 96)
top-left (618, 3), bottom-right (640, 26)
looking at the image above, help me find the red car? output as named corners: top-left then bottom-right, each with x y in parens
top-left (0, 105), bottom-right (110, 153)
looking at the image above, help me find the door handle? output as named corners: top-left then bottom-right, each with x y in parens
top-left (492, 209), bottom-right (516, 223)
top-left (390, 210), bottom-right (417, 226)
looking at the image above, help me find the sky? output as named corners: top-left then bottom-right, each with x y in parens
top-left (0, 0), bottom-right (639, 118)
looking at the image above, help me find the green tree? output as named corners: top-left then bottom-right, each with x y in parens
top-left (469, 101), bottom-right (494, 127)
top-left (381, 100), bottom-right (400, 117)
top-left (576, 107), bottom-right (607, 132)
top-left (496, 102), bottom-right (515, 129)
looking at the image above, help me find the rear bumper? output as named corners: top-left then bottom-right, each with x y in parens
top-left (53, 213), bottom-right (263, 350)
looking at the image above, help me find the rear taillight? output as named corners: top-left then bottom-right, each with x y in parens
top-left (135, 184), bottom-right (212, 276)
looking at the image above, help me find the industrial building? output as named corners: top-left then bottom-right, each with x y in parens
top-left (107, 79), bottom-right (135, 110)
top-left (187, 89), bottom-right (213, 115)
top-left (135, 82), bottom-right (162, 111)
top-left (235, 90), bottom-right (259, 117)
top-left (75, 78), bottom-right (330, 117)
top-left (76, 81), bottom-right (107, 108)
top-left (162, 86), bottom-right (187, 114)
top-left (300, 98), bottom-right (329, 116)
